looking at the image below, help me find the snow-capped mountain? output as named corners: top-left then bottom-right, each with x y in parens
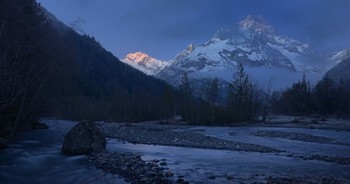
top-left (325, 49), bottom-right (350, 83)
top-left (156, 15), bottom-right (325, 88)
top-left (122, 52), bottom-right (171, 75)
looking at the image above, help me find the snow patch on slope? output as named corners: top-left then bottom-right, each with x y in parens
top-left (187, 39), bottom-right (232, 62)
top-left (268, 43), bottom-right (306, 71)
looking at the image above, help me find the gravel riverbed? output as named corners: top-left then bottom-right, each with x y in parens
top-left (89, 152), bottom-right (189, 184)
top-left (253, 130), bottom-right (350, 146)
top-left (92, 120), bottom-right (350, 183)
top-left (251, 130), bottom-right (350, 164)
top-left (97, 123), bottom-right (281, 153)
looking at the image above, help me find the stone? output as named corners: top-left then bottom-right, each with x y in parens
top-left (209, 175), bottom-right (216, 179)
top-left (291, 118), bottom-right (300, 123)
top-left (177, 178), bottom-right (185, 183)
top-left (62, 120), bottom-right (106, 155)
top-left (165, 171), bottom-right (174, 177)
top-left (226, 174), bottom-right (234, 180)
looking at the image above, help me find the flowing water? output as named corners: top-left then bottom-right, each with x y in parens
top-left (0, 120), bottom-right (126, 184)
top-left (108, 125), bottom-right (350, 183)
top-left (1, 119), bottom-right (349, 184)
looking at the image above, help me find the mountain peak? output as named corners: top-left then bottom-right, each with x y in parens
top-left (122, 52), bottom-right (170, 75)
top-left (239, 15), bottom-right (275, 34)
top-left (125, 52), bottom-right (152, 63)
top-left (241, 15), bottom-right (268, 25)
top-left (212, 15), bottom-right (275, 40)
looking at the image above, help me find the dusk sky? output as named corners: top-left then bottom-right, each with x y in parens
top-left (37, 0), bottom-right (350, 60)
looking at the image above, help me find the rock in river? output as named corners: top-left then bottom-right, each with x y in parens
top-left (62, 120), bottom-right (106, 155)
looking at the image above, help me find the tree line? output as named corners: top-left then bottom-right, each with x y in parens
top-left (174, 64), bottom-right (350, 125)
top-left (174, 63), bottom-right (265, 125)
top-left (272, 75), bottom-right (350, 116)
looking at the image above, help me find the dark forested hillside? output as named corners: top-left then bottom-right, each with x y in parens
top-left (0, 0), bottom-right (178, 137)
top-left (271, 74), bottom-right (350, 116)
top-left (324, 58), bottom-right (350, 85)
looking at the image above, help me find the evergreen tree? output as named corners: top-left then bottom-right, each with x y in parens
top-left (205, 78), bottom-right (220, 123)
top-left (273, 73), bottom-right (314, 114)
top-left (162, 85), bottom-right (176, 121)
top-left (179, 72), bottom-right (192, 98)
top-left (179, 72), bottom-right (192, 121)
top-left (226, 63), bottom-right (255, 122)
top-left (313, 76), bottom-right (337, 114)
top-left (207, 78), bottom-right (220, 107)
top-left (261, 80), bottom-right (273, 122)
top-left (335, 78), bottom-right (350, 114)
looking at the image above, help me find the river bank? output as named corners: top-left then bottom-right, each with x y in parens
top-left (1, 117), bottom-right (349, 183)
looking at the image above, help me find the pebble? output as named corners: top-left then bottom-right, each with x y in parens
top-left (226, 173), bottom-right (234, 180)
top-left (266, 176), bottom-right (345, 184)
top-left (208, 175), bottom-right (216, 179)
top-left (165, 171), bottom-right (174, 177)
top-left (177, 178), bottom-right (185, 183)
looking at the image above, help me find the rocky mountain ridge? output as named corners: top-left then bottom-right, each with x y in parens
top-left (123, 15), bottom-right (341, 89)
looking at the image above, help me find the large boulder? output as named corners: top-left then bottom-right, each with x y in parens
top-left (62, 121), bottom-right (106, 155)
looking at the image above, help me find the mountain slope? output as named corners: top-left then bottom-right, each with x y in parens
top-left (122, 52), bottom-right (171, 75)
top-left (325, 49), bottom-right (350, 83)
top-left (0, 0), bottom-right (178, 131)
top-left (156, 15), bottom-right (325, 88)
top-left (329, 49), bottom-right (350, 65)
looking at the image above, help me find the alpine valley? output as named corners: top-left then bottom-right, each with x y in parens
top-left (122, 15), bottom-right (347, 90)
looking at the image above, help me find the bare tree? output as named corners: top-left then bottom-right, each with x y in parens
top-left (261, 79), bottom-right (273, 122)
top-left (0, 0), bottom-right (54, 137)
